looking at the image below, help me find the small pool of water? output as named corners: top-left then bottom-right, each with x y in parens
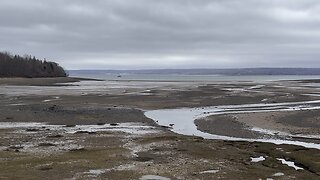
top-left (250, 156), bottom-right (265, 163)
top-left (277, 158), bottom-right (303, 170)
top-left (140, 175), bottom-right (170, 180)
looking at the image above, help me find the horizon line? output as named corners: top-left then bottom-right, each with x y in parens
top-left (67, 67), bottom-right (320, 71)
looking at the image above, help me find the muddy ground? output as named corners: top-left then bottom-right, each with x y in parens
top-left (1, 77), bottom-right (320, 179)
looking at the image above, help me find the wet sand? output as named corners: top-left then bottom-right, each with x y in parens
top-left (196, 110), bottom-right (320, 142)
top-left (1, 77), bottom-right (320, 179)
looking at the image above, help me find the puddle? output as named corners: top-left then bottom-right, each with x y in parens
top-left (250, 156), bottom-right (265, 163)
top-left (145, 100), bottom-right (320, 149)
top-left (277, 158), bottom-right (303, 170)
top-left (199, 169), bottom-right (219, 174)
top-left (272, 172), bottom-right (284, 177)
top-left (8, 103), bottom-right (26, 106)
top-left (248, 85), bottom-right (265, 90)
top-left (42, 97), bottom-right (60, 102)
top-left (0, 122), bottom-right (47, 129)
top-left (302, 93), bottom-right (320, 97)
top-left (87, 169), bottom-right (106, 175)
top-left (115, 164), bottom-right (136, 171)
top-left (140, 175), bottom-right (170, 180)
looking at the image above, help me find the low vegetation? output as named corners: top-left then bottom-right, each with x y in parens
top-left (0, 52), bottom-right (67, 78)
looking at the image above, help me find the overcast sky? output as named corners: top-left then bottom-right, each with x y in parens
top-left (1, 0), bottom-right (320, 69)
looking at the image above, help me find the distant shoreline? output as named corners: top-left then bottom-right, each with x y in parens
top-left (0, 77), bottom-right (103, 86)
top-left (68, 68), bottom-right (320, 76)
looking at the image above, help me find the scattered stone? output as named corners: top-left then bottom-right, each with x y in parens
top-left (47, 134), bottom-right (63, 138)
top-left (65, 124), bottom-right (76, 127)
top-left (176, 148), bottom-right (187, 152)
top-left (38, 143), bottom-right (56, 147)
top-left (9, 146), bottom-right (24, 150)
top-left (160, 125), bottom-right (170, 129)
top-left (26, 128), bottom-right (40, 132)
top-left (169, 124), bottom-right (174, 127)
top-left (97, 122), bottom-right (105, 125)
top-left (134, 156), bottom-right (153, 162)
top-left (48, 105), bottom-right (57, 111)
top-left (74, 131), bottom-right (97, 134)
top-left (69, 147), bottom-right (86, 152)
top-left (192, 136), bottom-right (204, 142)
top-left (110, 123), bottom-right (118, 126)
top-left (38, 166), bottom-right (53, 171)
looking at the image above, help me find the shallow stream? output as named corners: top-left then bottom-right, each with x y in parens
top-left (145, 100), bottom-right (320, 149)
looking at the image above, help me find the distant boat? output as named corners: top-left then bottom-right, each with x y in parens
top-left (117, 75), bottom-right (122, 78)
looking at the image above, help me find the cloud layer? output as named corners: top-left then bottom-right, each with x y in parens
top-left (1, 0), bottom-right (320, 69)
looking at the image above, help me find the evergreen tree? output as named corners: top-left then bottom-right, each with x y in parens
top-left (0, 52), bottom-right (67, 78)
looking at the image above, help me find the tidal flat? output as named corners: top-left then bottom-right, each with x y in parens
top-left (1, 77), bottom-right (320, 179)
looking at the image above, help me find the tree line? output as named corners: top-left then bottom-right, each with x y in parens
top-left (0, 52), bottom-right (67, 78)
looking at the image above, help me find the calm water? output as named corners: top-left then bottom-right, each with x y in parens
top-left (69, 72), bottom-right (320, 82)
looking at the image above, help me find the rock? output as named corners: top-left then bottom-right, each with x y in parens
top-left (193, 137), bottom-right (204, 142)
top-left (38, 166), bottom-right (53, 171)
top-left (47, 134), bottom-right (63, 138)
top-left (48, 105), bottom-right (57, 111)
top-left (110, 123), bottom-right (119, 126)
top-left (26, 128), bottom-right (40, 132)
top-left (74, 131), bottom-right (97, 134)
top-left (9, 146), bottom-right (23, 150)
top-left (69, 147), bottom-right (85, 152)
top-left (65, 124), bottom-right (76, 127)
top-left (38, 143), bottom-right (56, 147)
top-left (134, 156), bottom-right (154, 162)
top-left (160, 125), bottom-right (170, 129)
top-left (177, 148), bottom-right (187, 152)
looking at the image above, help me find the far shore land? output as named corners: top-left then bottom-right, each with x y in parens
top-left (1, 76), bottom-right (320, 179)
top-left (0, 77), bottom-right (103, 86)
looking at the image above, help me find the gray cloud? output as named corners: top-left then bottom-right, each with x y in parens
top-left (1, 0), bottom-right (320, 69)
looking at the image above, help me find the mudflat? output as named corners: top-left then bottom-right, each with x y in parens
top-left (1, 77), bottom-right (320, 179)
